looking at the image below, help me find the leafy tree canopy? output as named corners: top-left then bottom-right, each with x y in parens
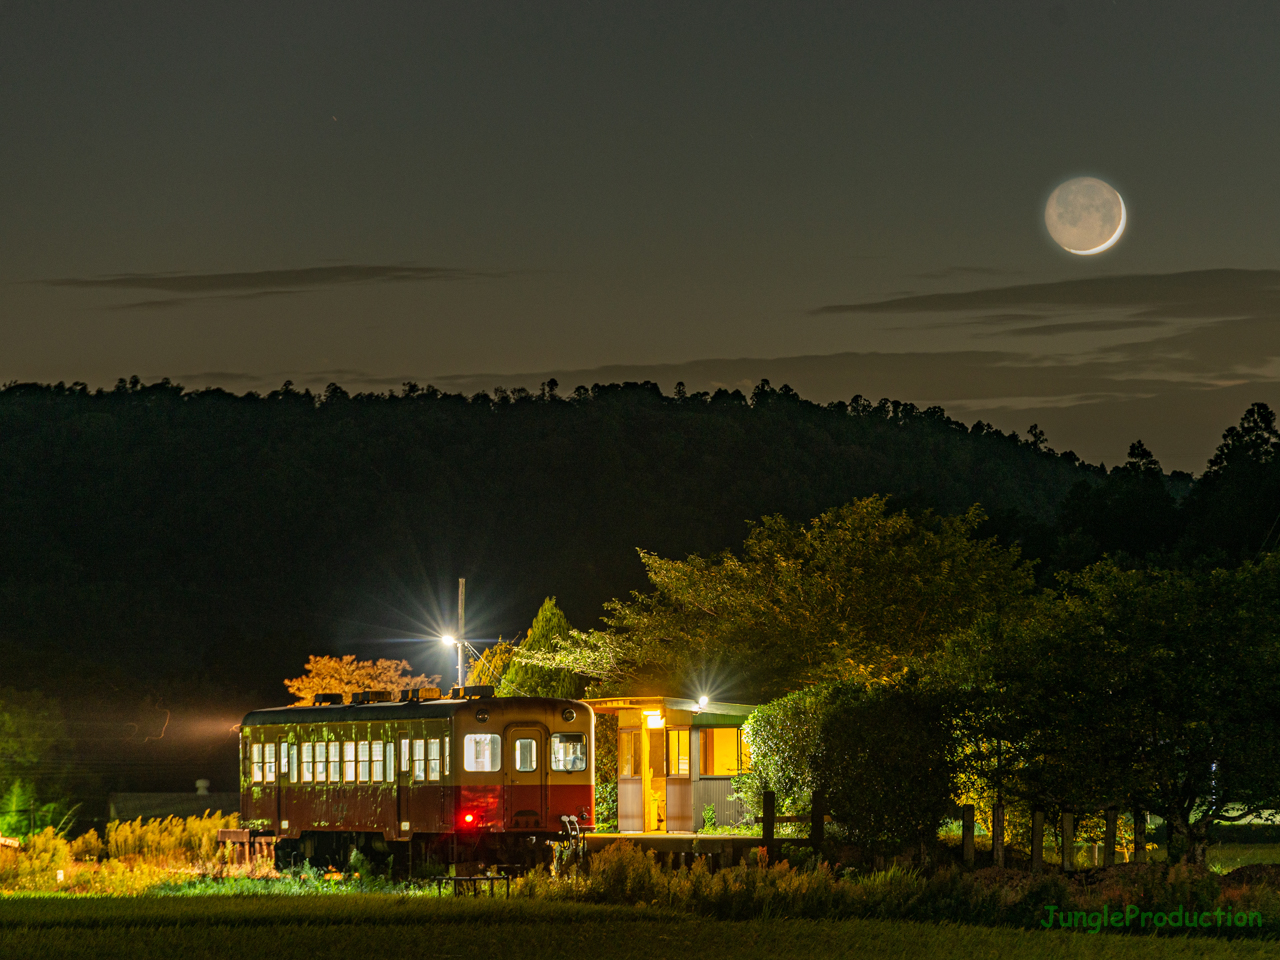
top-left (943, 556), bottom-right (1280, 863)
top-left (283, 655), bottom-right (440, 704)
top-left (503, 598), bottom-right (586, 699)
top-left (535, 497), bottom-right (1035, 701)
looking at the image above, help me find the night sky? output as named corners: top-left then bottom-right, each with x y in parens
top-left (4, 2), bottom-right (1280, 470)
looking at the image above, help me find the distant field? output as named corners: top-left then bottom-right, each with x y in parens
top-left (0, 898), bottom-right (1277, 960)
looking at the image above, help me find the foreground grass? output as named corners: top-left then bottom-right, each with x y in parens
top-left (0, 899), bottom-right (1278, 960)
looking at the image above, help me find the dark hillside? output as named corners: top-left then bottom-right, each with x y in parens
top-left (0, 377), bottom-right (1092, 689)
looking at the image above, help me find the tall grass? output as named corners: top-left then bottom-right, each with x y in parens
top-left (106, 811), bottom-right (238, 865)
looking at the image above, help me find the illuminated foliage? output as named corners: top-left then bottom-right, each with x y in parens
top-left (530, 496), bottom-right (1034, 701)
top-left (503, 598), bottom-right (585, 699)
top-left (283, 656), bottom-right (439, 704)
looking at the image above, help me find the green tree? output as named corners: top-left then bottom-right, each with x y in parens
top-left (0, 689), bottom-right (69, 839)
top-left (531, 497), bottom-right (1035, 700)
top-left (503, 598), bottom-right (585, 698)
top-left (946, 558), bottom-right (1280, 864)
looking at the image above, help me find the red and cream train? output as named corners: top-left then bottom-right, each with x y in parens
top-left (239, 686), bottom-right (594, 867)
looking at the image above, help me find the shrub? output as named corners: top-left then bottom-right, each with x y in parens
top-left (70, 828), bottom-right (104, 862)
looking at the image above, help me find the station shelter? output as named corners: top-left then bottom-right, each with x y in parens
top-left (584, 696), bottom-right (756, 833)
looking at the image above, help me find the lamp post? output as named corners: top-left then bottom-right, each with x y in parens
top-left (442, 578), bottom-right (466, 690)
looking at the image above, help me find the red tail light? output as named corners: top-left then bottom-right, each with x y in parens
top-left (463, 813), bottom-right (475, 824)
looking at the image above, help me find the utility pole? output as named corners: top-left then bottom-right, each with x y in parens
top-left (457, 578), bottom-right (466, 689)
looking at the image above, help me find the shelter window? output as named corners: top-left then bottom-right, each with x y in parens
top-left (551, 733), bottom-right (587, 772)
top-left (372, 741), bottom-right (385, 782)
top-left (264, 743), bottom-right (277, 784)
top-left (400, 738), bottom-right (410, 772)
top-left (302, 743), bottom-right (314, 783)
top-left (385, 742), bottom-right (395, 781)
top-left (412, 739), bottom-right (426, 782)
top-left (515, 738), bottom-right (537, 772)
top-left (357, 741), bottom-right (370, 783)
top-left (619, 730), bottom-right (641, 777)
top-left (343, 741), bottom-right (356, 783)
top-left (428, 739), bottom-right (441, 781)
top-left (289, 743), bottom-right (299, 783)
top-left (327, 742), bottom-right (341, 783)
top-left (251, 742), bottom-right (263, 783)
top-left (699, 728), bottom-right (750, 776)
top-left (464, 733), bottom-right (502, 772)
top-left (666, 729), bottom-right (690, 778)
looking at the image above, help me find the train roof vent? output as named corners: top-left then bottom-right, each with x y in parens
top-left (448, 685), bottom-right (494, 700)
top-left (312, 693), bottom-right (344, 706)
top-left (399, 687), bottom-right (443, 702)
top-left (352, 690), bottom-right (395, 704)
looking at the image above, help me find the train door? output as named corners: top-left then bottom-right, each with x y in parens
top-left (503, 724), bottom-right (547, 830)
top-left (395, 730), bottom-right (411, 837)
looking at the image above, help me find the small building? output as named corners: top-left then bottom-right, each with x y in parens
top-left (584, 696), bottom-right (755, 833)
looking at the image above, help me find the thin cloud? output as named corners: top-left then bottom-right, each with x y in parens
top-left (812, 268), bottom-right (1280, 317)
top-left (40, 263), bottom-right (499, 294)
top-left (993, 318), bottom-right (1169, 337)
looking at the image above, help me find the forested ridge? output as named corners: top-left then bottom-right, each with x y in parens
top-left (0, 375), bottom-right (1272, 691)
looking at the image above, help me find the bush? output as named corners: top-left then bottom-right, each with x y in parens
top-left (70, 828), bottom-right (104, 862)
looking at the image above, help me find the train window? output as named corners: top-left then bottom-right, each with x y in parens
top-left (412, 739), bottom-right (425, 782)
top-left (464, 734), bottom-right (502, 772)
top-left (280, 742), bottom-right (290, 777)
top-left (666, 729), bottom-right (690, 777)
top-left (444, 736), bottom-right (451, 776)
top-left (400, 738), bottom-right (410, 772)
top-left (289, 743), bottom-right (299, 783)
top-left (357, 741), bottom-right (370, 783)
top-left (328, 742), bottom-right (341, 783)
top-left (372, 741), bottom-right (385, 782)
top-left (385, 742), bottom-right (395, 781)
top-left (251, 742), bottom-right (263, 783)
top-left (699, 728), bottom-right (750, 776)
top-left (515, 738), bottom-right (537, 772)
top-left (428, 739), bottom-right (441, 781)
top-left (302, 743), bottom-right (313, 783)
top-left (551, 733), bottom-right (587, 772)
top-left (264, 743), bottom-right (277, 784)
top-left (619, 730), bottom-right (641, 777)
top-left (343, 741), bottom-right (356, 783)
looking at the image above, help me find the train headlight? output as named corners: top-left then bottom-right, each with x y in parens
top-left (561, 708), bottom-right (576, 722)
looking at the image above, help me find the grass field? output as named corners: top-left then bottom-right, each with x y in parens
top-left (0, 898), bottom-right (1278, 960)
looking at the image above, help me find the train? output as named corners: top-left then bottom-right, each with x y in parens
top-left (239, 685), bottom-right (595, 870)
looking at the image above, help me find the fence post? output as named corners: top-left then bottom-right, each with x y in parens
top-left (1062, 812), bottom-right (1076, 873)
top-left (1133, 810), bottom-right (1146, 864)
top-left (992, 803), bottom-right (1005, 869)
top-left (961, 803), bottom-right (975, 867)
top-left (1031, 809), bottom-right (1045, 872)
top-left (762, 790), bottom-right (776, 858)
top-left (1103, 808), bottom-right (1117, 867)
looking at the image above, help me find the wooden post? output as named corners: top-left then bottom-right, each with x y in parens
top-left (810, 789), bottom-right (825, 853)
top-left (1061, 812), bottom-right (1075, 873)
top-left (961, 803), bottom-right (975, 867)
top-left (1103, 808), bottom-right (1117, 867)
top-left (1132, 809), bottom-right (1146, 864)
top-left (1031, 809), bottom-right (1045, 872)
top-left (762, 790), bottom-right (776, 856)
top-left (992, 803), bottom-right (1005, 869)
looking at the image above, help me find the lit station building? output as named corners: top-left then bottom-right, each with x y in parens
top-left (584, 696), bottom-right (755, 833)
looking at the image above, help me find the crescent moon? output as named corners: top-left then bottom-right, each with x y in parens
top-left (1063, 194), bottom-right (1126, 255)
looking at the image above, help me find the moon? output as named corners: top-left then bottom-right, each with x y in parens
top-left (1044, 177), bottom-right (1126, 255)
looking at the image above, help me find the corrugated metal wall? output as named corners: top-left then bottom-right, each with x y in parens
top-left (693, 778), bottom-right (743, 828)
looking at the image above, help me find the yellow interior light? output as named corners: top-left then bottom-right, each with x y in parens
top-left (646, 714), bottom-right (664, 729)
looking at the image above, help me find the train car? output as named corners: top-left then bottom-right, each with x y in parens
top-left (239, 685), bottom-right (594, 869)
